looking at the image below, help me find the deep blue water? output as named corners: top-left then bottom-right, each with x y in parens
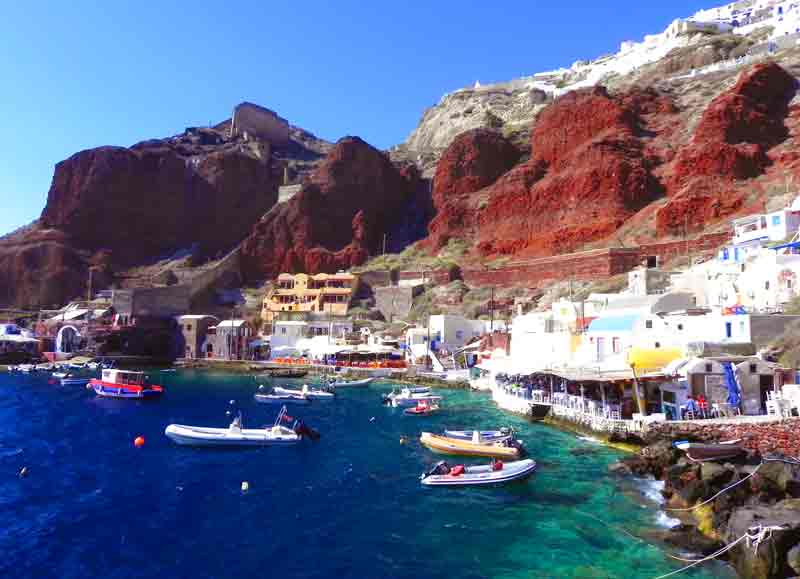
top-left (0, 371), bottom-right (735, 579)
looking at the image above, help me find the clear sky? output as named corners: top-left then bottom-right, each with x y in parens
top-left (0, 0), bottom-right (713, 236)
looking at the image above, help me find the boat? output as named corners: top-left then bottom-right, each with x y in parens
top-left (419, 432), bottom-right (523, 459)
top-left (404, 400), bottom-right (440, 415)
top-left (443, 428), bottom-right (514, 442)
top-left (328, 377), bottom-right (374, 388)
top-left (254, 392), bottom-right (311, 405)
top-left (89, 369), bottom-right (165, 399)
top-left (262, 368), bottom-right (308, 379)
top-left (674, 439), bottom-right (745, 462)
top-left (273, 385), bottom-right (334, 400)
top-left (52, 371), bottom-right (69, 379)
top-left (16, 364), bottom-right (36, 373)
top-left (383, 386), bottom-right (442, 408)
top-left (165, 406), bottom-right (319, 447)
top-left (87, 362), bottom-right (101, 371)
top-left (420, 459), bottom-right (537, 486)
top-left (61, 376), bottom-right (91, 386)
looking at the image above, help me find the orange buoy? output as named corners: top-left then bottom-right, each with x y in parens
top-left (134, 436), bottom-right (145, 448)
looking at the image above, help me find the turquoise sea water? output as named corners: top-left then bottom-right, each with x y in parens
top-left (0, 370), bottom-right (735, 578)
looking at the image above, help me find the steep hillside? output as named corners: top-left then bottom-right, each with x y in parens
top-left (240, 137), bottom-right (421, 281)
top-left (0, 112), bottom-right (330, 308)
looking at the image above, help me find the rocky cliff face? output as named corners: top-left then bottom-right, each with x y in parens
top-left (424, 129), bottom-right (521, 250)
top-left (0, 116), bottom-right (330, 307)
top-left (39, 141), bottom-right (277, 264)
top-left (421, 62), bottom-right (800, 261)
top-left (240, 137), bottom-right (419, 281)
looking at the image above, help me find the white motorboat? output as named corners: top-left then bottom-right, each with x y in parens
top-left (165, 407), bottom-right (313, 447)
top-left (443, 428), bottom-right (514, 443)
top-left (420, 459), bottom-right (537, 487)
top-left (273, 385), bottom-right (334, 400)
top-left (328, 377), bottom-right (374, 388)
top-left (16, 364), bottom-right (36, 373)
top-left (383, 386), bottom-right (442, 408)
top-left (52, 371), bottom-right (69, 379)
top-left (254, 392), bottom-right (311, 405)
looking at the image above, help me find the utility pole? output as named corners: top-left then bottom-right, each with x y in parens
top-left (382, 234), bottom-right (387, 256)
top-left (426, 315), bottom-right (431, 371)
top-left (685, 214), bottom-right (690, 270)
top-left (490, 286), bottom-right (495, 332)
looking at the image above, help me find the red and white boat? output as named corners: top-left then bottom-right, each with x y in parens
top-left (89, 369), bottom-right (165, 399)
top-left (404, 400), bottom-right (440, 415)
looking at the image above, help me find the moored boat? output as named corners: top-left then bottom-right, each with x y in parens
top-left (165, 406), bottom-right (318, 447)
top-left (674, 439), bottom-right (745, 462)
top-left (383, 386), bottom-right (442, 408)
top-left (443, 428), bottom-right (514, 442)
top-left (328, 377), bottom-right (374, 388)
top-left (273, 384), bottom-right (334, 400)
top-left (254, 392), bottom-right (311, 405)
top-left (420, 432), bottom-right (523, 459)
top-left (89, 369), bottom-right (164, 399)
top-left (420, 459), bottom-right (537, 486)
top-left (404, 400), bottom-right (440, 415)
top-left (61, 376), bottom-right (90, 386)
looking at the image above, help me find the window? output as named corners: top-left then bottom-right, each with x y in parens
top-left (677, 324), bottom-right (684, 331)
top-left (612, 337), bottom-right (621, 354)
top-left (646, 256), bottom-right (658, 269)
top-left (654, 341), bottom-right (661, 348)
top-left (725, 321), bottom-right (732, 338)
top-left (281, 327), bottom-right (286, 334)
top-left (186, 324), bottom-right (192, 332)
top-left (705, 363), bottom-right (713, 373)
top-left (645, 320), bottom-right (653, 329)
top-left (789, 280), bottom-right (794, 289)
top-left (207, 344), bottom-right (213, 352)
top-left (455, 330), bottom-right (464, 340)
top-left (765, 281), bottom-right (770, 290)
top-left (749, 363), bottom-right (757, 374)
top-left (773, 215), bottom-right (782, 226)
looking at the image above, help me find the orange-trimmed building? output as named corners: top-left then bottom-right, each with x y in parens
top-left (261, 272), bottom-right (358, 333)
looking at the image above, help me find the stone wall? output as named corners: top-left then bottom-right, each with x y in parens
top-left (112, 286), bottom-right (191, 318)
top-left (374, 285), bottom-right (422, 321)
top-left (397, 268), bottom-right (456, 286)
top-left (230, 102), bottom-right (290, 146)
top-left (648, 418), bottom-right (800, 458)
top-left (460, 233), bottom-right (730, 288)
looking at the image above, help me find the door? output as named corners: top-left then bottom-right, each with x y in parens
top-left (725, 322), bottom-right (732, 339)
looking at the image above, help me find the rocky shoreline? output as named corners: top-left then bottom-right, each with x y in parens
top-left (609, 424), bottom-right (800, 579)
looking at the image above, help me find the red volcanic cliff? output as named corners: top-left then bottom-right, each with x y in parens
top-left (656, 63), bottom-right (797, 235)
top-left (425, 129), bottom-right (520, 249)
top-left (40, 142), bottom-right (277, 264)
top-left (422, 63), bottom-right (798, 260)
top-left (240, 137), bottom-right (417, 280)
top-left (474, 87), bottom-right (673, 257)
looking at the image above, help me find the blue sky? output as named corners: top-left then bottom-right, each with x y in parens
top-left (0, 0), bottom-right (713, 236)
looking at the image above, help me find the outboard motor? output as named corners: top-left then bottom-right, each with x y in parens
top-left (293, 420), bottom-right (321, 441)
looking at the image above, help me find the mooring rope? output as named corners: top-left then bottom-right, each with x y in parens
top-left (652, 534), bottom-right (749, 579)
top-left (665, 463), bottom-right (762, 512)
top-left (666, 455), bottom-right (800, 513)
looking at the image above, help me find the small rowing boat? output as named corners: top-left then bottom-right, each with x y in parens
top-left (328, 377), bottom-right (374, 388)
top-left (273, 385), bottom-right (334, 400)
top-left (674, 439), bottom-right (745, 462)
top-left (89, 369), bottom-right (164, 399)
top-left (420, 459), bottom-right (537, 486)
top-left (419, 432), bottom-right (523, 459)
top-left (443, 428), bottom-right (514, 442)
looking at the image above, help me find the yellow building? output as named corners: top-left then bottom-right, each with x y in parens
top-left (261, 272), bottom-right (358, 332)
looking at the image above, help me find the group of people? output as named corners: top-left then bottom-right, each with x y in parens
top-left (681, 394), bottom-right (709, 419)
